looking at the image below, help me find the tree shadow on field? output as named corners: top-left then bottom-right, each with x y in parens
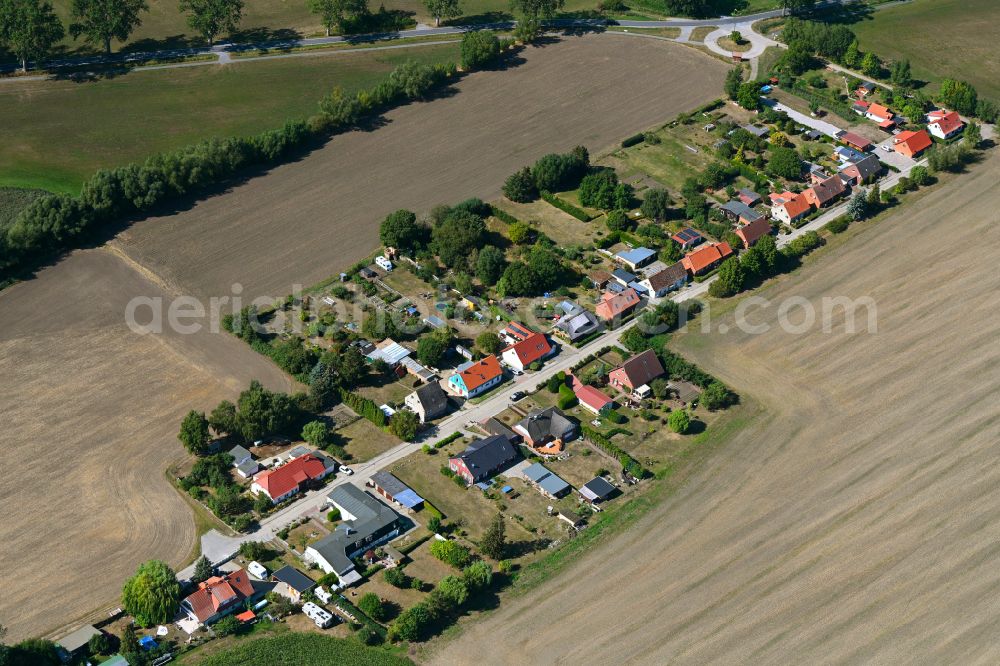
top-left (812, 3), bottom-right (875, 26)
top-left (123, 34), bottom-right (203, 53)
top-left (445, 11), bottom-right (513, 27)
top-left (229, 27), bottom-right (304, 46)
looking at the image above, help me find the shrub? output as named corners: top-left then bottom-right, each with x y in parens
top-left (668, 409), bottom-right (691, 434)
top-left (358, 593), bottom-right (389, 622)
top-left (429, 540), bottom-right (472, 568)
top-left (384, 567), bottom-right (409, 588)
top-left (327, 508), bottom-right (341, 523)
top-left (557, 384), bottom-right (578, 410)
top-left (621, 133), bottom-right (644, 148)
top-left (825, 215), bottom-right (850, 234)
top-left (460, 30), bottom-right (501, 71)
top-left (540, 191), bottom-right (591, 221)
top-left (214, 615), bottom-right (241, 637)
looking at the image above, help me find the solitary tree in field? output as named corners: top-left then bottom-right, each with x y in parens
top-left (668, 409), bottom-right (690, 434)
top-left (424, 0), bottom-right (460, 26)
top-left (179, 0), bottom-right (244, 45)
top-left (480, 512), bottom-right (507, 560)
top-left (69, 0), bottom-right (147, 54)
top-left (0, 0), bottom-right (64, 72)
top-left (121, 560), bottom-right (181, 626)
top-left (308, 0), bottom-right (367, 36)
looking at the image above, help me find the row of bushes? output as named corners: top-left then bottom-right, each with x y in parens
top-left (581, 425), bottom-right (645, 479)
top-left (489, 205), bottom-right (519, 225)
top-left (338, 387), bottom-right (387, 428)
top-left (621, 133), bottom-right (645, 148)
top-left (2, 40), bottom-right (533, 283)
top-left (540, 190), bottom-right (592, 221)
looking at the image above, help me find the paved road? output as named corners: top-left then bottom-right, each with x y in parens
top-left (180, 143), bottom-right (929, 580)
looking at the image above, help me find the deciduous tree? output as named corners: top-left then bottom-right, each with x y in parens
top-left (424, 0), bottom-right (459, 25)
top-left (178, 410), bottom-right (211, 455)
top-left (389, 409), bottom-right (420, 441)
top-left (0, 0), bottom-right (64, 72)
top-left (308, 0), bottom-right (366, 36)
top-left (121, 560), bottom-right (181, 626)
top-left (69, 0), bottom-right (147, 54)
top-left (480, 512), bottom-right (507, 560)
top-left (179, 0), bottom-right (243, 45)
top-left (379, 209), bottom-right (422, 251)
top-left (475, 245), bottom-right (506, 285)
top-left (668, 409), bottom-right (690, 434)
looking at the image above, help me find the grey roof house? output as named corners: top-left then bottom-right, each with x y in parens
top-left (522, 462), bottom-right (572, 499)
top-left (229, 445), bottom-right (253, 466)
top-left (640, 261), bottom-right (688, 298)
top-left (580, 476), bottom-right (617, 504)
top-left (513, 407), bottom-right (578, 448)
top-left (555, 307), bottom-right (601, 342)
top-left (404, 382), bottom-right (449, 423)
top-left (448, 434), bottom-right (520, 485)
top-left (305, 486), bottom-right (405, 584)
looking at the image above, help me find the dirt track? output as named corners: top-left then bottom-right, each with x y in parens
top-left (118, 33), bottom-right (727, 300)
top-left (430, 154), bottom-right (1000, 664)
top-left (0, 249), bottom-right (294, 641)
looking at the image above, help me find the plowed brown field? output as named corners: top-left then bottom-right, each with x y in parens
top-left (430, 153), bottom-right (1000, 664)
top-left (118, 33), bottom-right (727, 300)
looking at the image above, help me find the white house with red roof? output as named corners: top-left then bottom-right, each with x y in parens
top-left (926, 109), bottom-right (964, 139)
top-left (500, 331), bottom-right (554, 372)
top-left (251, 453), bottom-right (336, 504)
top-left (181, 569), bottom-right (264, 625)
top-left (568, 374), bottom-right (614, 414)
top-left (448, 355), bottom-right (504, 398)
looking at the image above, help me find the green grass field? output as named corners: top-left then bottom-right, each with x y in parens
top-left (849, 0), bottom-right (1000, 100)
top-left (0, 43), bottom-right (459, 193)
top-left (185, 632), bottom-right (412, 665)
top-left (39, 0), bottom-right (601, 55)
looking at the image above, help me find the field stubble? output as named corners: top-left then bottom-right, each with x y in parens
top-left (430, 151), bottom-right (1000, 664)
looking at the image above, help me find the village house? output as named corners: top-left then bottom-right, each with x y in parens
top-left (803, 173), bottom-right (847, 209)
top-left (640, 261), bottom-right (688, 298)
top-left (609, 349), bottom-right (665, 393)
top-left (368, 470), bottom-right (425, 511)
top-left (671, 227), bottom-right (704, 250)
top-left (449, 434), bottom-right (520, 485)
top-left (851, 99), bottom-right (870, 116)
top-left (893, 129), bottom-right (933, 158)
top-left (554, 302), bottom-right (601, 342)
top-left (522, 462), bottom-right (572, 499)
top-left (404, 382), bottom-right (449, 423)
top-left (271, 565), bottom-right (316, 602)
top-left (837, 131), bottom-right (873, 153)
top-left (718, 200), bottom-right (764, 225)
top-left (856, 81), bottom-right (876, 97)
top-left (449, 355), bottom-right (503, 398)
top-left (595, 288), bottom-right (641, 322)
top-left (771, 191), bottom-right (811, 226)
top-left (927, 109), bottom-right (964, 139)
top-left (839, 153), bottom-right (883, 186)
top-left (586, 269), bottom-right (613, 290)
top-left (865, 102), bottom-right (895, 126)
top-left (680, 242), bottom-right (733, 277)
top-left (580, 476), bottom-right (617, 505)
top-left (614, 247), bottom-right (657, 271)
top-left (513, 407), bottom-right (577, 455)
top-left (181, 569), bottom-right (265, 625)
top-left (251, 452), bottom-right (336, 504)
top-left (482, 416), bottom-right (520, 443)
top-left (502, 321), bottom-right (534, 344)
top-left (304, 485), bottom-right (405, 586)
top-left (568, 374), bottom-right (614, 414)
top-left (501, 331), bottom-right (554, 372)
top-left (734, 216), bottom-right (772, 249)
top-left (737, 188), bottom-right (762, 206)
top-left (229, 444), bottom-right (259, 478)
top-left (610, 268), bottom-right (637, 287)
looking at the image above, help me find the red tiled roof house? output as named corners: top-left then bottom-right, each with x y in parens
top-left (770, 192), bottom-right (811, 226)
top-left (681, 242), bottom-right (733, 276)
top-left (927, 110), bottom-right (964, 139)
top-left (734, 217), bottom-right (772, 249)
top-left (181, 569), bottom-right (262, 625)
top-left (448, 355), bottom-right (503, 398)
top-left (251, 454), bottom-right (334, 504)
top-left (500, 332), bottom-right (553, 372)
top-left (595, 288), bottom-right (640, 322)
top-left (609, 349), bottom-right (665, 393)
top-left (893, 129), bottom-right (933, 158)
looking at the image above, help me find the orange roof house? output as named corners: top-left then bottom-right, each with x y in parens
top-left (927, 110), bottom-right (964, 139)
top-left (595, 288), bottom-right (640, 322)
top-left (771, 192), bottom-right (812, 225)
top-left (802, 174), bottom-right (847, 208)
top-left (251, 454), bottom-right (333, 503)
top-left (735, 217), bottom-right (772, 248)
top-left (681, 242), bottom-right (733, 276)
top-left (865, 103), bottom-right (894, 123)
top-left (182, 569), bottom-right (258, 624)
top-left (893, 129), bottom-right (933, 158)
top-left (449, 355), bottom-right (503, 398)
top-left (500, 332), bottom-right (553, 371)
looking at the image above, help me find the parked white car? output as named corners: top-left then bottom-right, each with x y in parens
top-left (339, 465), bottom-right (354, 476)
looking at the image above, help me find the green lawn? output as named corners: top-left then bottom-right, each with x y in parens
top-left (0, 43), bottom-right (459, 193)
top-left (849, 0), bottom-right (1000, 100)
top-left (182, 632), bottom-right (412, 666)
